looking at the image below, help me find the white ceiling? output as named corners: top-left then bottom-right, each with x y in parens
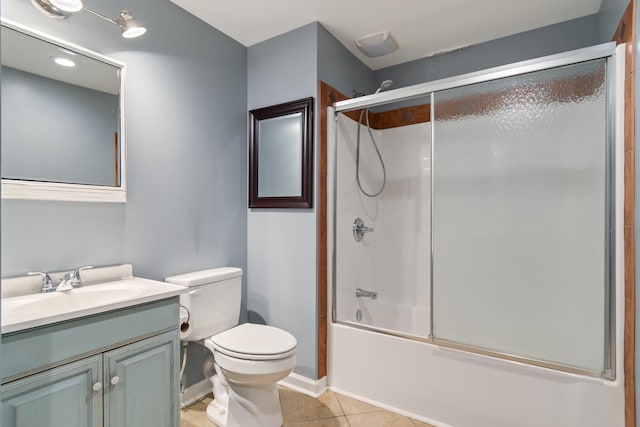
top-left (169, 0), bottom-right (603, 70)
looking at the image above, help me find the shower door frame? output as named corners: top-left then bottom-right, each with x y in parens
top-left (330, 41), bottom-right (621, 380)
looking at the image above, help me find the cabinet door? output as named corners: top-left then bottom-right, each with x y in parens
top-left (1, 355), bottom-right (102, 427)
top-left (104, 330), bottom-right (179, 427)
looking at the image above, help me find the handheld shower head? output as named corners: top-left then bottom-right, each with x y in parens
top-left (375, 80), bottom-right (393, 94)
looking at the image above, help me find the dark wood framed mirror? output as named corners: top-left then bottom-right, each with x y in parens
top-left (249, 97), bottom-right (314, 208)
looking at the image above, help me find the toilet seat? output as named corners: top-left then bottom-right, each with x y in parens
top-left (208, 323), bottom-right (297, 361)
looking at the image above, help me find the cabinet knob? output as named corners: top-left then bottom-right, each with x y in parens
top-left (92, 382), bottom-right (103, 392)
top-left (111, 376), bottom-right (120, 385)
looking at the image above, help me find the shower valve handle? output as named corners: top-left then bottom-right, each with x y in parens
top-left (353, 218), bottom-right (373, 242)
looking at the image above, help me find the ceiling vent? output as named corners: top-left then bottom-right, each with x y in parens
top-left (355, 31), bottom-right (399, 58)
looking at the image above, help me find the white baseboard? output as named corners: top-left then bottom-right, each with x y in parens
top-left (182, 373), bottom-right (327, 406)
top-left (279, 373), bottom-right (328, 398)
top-left (180, 378), bottom-right (211, 408)
top-left (328, 386), bottom-right (452, 427)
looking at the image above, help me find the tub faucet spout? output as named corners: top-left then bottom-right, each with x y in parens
top-left (356, 288), bottom-right (378, 299)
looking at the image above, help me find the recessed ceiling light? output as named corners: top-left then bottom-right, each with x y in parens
top-left (52, 57), bottom-right (76, 67)
top-left (49, 0), bottom-right (83, 13)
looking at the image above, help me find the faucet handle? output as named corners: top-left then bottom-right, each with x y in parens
top-left (64, 265), bottom-right (94, 280)
top-left (61, 265), bottom-right (94, 288)
top-left (73, 265), bottom-right (94, 278)
top-left (27, 271), bottom-right (55, 293)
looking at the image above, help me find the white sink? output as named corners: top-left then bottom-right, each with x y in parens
top-left (2, 278), bottom-right (188, 334)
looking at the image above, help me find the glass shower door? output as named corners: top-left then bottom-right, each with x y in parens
top-left (431, 59), bottom-right (611, 373)
top-left (333, 97), bottom-right (432, 339)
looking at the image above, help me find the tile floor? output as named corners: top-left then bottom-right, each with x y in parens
top-left (181, 387), bottom-right (435, 427)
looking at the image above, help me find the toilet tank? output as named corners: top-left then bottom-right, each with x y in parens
top-left (165, 267), bottom-right (242, 341)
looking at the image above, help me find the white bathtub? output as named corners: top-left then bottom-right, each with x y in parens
top-left (329, 322), bottom-right (624, 427)
top-left (339, 296), bottom-right (430, 339)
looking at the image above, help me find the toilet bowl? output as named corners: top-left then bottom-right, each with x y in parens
top-left (204, 323), bottom-right (296, 427)
top-left (165, 268), bottom-right (297, 427)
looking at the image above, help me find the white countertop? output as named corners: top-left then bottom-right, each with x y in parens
top-left (2, 277), bottom-right (188, 334)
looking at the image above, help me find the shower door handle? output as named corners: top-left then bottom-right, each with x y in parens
top-left (356, 288), bottom-right (378, 299)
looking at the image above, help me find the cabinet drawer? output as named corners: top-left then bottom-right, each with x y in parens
top-left (1, 298), bottom-right (179, 383)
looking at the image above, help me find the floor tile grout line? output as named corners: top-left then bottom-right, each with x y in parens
top-left (333, 391), bottom-right (347, 417)
top-left (344, 414), bottom-right (353, 427)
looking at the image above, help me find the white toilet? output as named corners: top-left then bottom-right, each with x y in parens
top-left (166, 267), bottom-right (297, 427)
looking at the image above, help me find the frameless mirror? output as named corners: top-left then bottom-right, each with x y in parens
top-left (1, 18), bottom-right (127, 202)
top-left (249, 97), bottom-right (314, 208)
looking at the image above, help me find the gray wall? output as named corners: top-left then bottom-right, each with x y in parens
top-left (247, 22), bottom-right (319, 379)
top-left (2, 67), bottom-right (118, 186)
top-left (375, 14), bottom-right (600, 89)
top-left (1, 0), bottom-right (247, 387)
top-left (245, 22), bottom-right (376, 380)
top-left (597, 0), bottom-right (629, 42)
top-left (317, 24), bottom-right (374, 97)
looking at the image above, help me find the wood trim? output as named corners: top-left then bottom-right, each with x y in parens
top-left (372, 104), bottom-right (430, 129)
top-left (342, 105), bottom-right (430, 130)
top-left (613, 2), bottom-right (636, 427)
top-left (317, 82), bottom-right (339, 378)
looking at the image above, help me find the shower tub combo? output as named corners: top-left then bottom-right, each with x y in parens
top-left (328, 43), bottom-right (625, 427)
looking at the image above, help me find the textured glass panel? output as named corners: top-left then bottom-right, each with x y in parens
top-left (432, 59), bottom-right (607, 371)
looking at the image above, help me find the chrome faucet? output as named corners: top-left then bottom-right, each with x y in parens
top-left (28, 271), bottom-right (55, 293)
top-left (356, 288), bottom-right (378, 299)
top-left (57, 265), bottom-right (94, 291)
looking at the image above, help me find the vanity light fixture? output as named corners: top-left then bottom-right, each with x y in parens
top-left (84, 9), bottom-right (147, 39)
top-left (31, 0), bottom-right (147, 38)
top-left (31, 0), bottom-right (82, 18)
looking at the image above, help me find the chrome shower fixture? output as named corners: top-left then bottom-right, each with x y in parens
top-left (355, 80), bottom-right (393, 198)
top-left (31, 0), bottom-right (147, 38)
top-left (375, 80), bottom-right (394, 93)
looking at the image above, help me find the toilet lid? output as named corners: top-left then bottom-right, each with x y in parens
top-left (210, 323), bottom-right (297, 360)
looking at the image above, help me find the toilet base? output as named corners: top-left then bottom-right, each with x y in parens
top-left (206, 397), bottom-right (229, 426)
top-left (205, 377), bottom-right (283, 427)
top-left (207, 374), bottom-right (230, 426)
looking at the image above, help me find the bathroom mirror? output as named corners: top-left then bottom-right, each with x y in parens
top-left (0, 18), bottom-right (127, 202)
top-left (249, 97), bottom-right (314, 208)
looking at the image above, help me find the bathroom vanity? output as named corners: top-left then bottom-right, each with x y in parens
top-left (0, 266), bottom-right (187, 427)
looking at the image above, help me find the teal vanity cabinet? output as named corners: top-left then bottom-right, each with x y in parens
top-left (1, 355), bottom-right (102, 426)
top-left (1, 298), bottom-right (180, 427)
